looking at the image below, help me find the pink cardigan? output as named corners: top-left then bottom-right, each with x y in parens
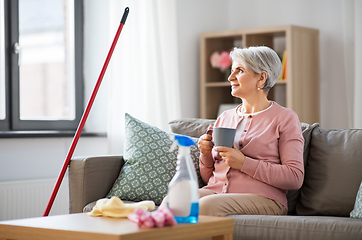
top-left (199, 102), bottom-right (304, 209)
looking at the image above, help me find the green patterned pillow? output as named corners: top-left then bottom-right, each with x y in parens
top-left (350, 181), bottom-right (362, 218)
top-left (106, 113), bottom-right (204, 205)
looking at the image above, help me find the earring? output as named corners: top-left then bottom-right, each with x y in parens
top-left (258, 87), bottom-right (260, 90)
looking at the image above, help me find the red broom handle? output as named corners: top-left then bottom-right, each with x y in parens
top-left (43, 7), bottom-right (129, 217)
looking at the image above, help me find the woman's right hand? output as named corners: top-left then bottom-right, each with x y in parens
top-left (198, 126), bottom-right (214, 156)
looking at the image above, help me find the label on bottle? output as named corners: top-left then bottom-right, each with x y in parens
top-left (168, 180), bottom-right (191, 217)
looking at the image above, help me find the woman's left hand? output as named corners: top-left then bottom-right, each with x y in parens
top-left (214, 143), bottom-right (246, 170)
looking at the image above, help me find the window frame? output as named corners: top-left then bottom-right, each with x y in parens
top-left (0, 0), bottom-right (84, 132)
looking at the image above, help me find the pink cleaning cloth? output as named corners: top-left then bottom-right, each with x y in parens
top-left (127, 205), bottom-right (177, 228)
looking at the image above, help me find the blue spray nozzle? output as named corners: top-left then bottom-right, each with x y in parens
top-left (174, 135), bottom-right (195, 147)
top-left (169, 135), bottom-right (195, 152)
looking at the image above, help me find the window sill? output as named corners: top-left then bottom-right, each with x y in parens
top-left (0, 131), bottom-right (107, 138)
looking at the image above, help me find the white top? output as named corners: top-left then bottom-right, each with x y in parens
top-left (234, 102), bottom-right (274, 146)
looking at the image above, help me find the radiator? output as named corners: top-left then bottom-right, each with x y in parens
top-left (0, 177), bottom-right (69, 221)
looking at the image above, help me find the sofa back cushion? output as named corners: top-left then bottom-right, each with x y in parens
top-left (168, 118), bottom-right (216, 138)
top-left (296, 127), bottom-right (362, 216)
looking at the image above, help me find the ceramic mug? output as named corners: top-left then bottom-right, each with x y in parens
top-left (207, 127), bottom-right (236, 148)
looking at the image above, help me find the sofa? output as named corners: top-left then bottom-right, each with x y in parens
top-left (69, 118), bottom-right (362, 239)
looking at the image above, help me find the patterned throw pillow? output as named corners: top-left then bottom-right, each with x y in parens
top-left (107, 113), bottom-right (204, 206)
top-left (350, 181), bottom-right (362, 218)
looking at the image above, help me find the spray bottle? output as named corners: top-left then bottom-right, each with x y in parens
top-left (167, 135), bottom-right (199, 223)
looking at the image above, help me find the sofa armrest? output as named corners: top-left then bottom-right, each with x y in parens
top-left (68, 155), bottom-right (124, 213)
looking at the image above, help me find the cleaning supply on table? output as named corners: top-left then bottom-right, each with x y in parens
top-left (87, 196), bottom-right (155, 218)
top-left (127, 205), bottom-right (177, 228)
top-left (167, 135), bottom-right (199, 223)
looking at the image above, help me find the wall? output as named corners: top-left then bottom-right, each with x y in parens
top-left (176, 0), bottom-right (348, 129)
top-left (0, 137), bottom-right (107, 182)
top-left (176, 0), bottom-right (229, 118)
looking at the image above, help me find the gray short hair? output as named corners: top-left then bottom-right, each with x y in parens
top-left (230, 46), bottom-right (282, 94)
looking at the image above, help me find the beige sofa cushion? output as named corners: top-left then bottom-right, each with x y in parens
top-left (297, 127), bottom-right (362, 216)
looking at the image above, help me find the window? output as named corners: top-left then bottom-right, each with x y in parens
top-left (0, 0), bottom-right (83, 131)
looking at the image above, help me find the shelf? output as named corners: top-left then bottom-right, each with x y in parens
top-left (205, 82), bottom-right (231, 87)
top-left (200, 25), bottom-right (320, 123)
top-left (275, 80), bottom-right (287, 84)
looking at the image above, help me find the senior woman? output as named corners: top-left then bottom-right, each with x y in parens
top-left (197, 46), bottom-right (304, 216)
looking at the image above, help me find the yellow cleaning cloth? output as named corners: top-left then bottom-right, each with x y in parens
top-left (88, 196), bottom-right (155, 218)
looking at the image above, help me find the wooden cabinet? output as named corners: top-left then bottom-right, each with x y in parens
top-left (200, 25), bottom-right (319, 124)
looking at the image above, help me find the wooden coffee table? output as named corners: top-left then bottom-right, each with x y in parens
top-left (0, 213), bottom-right (234, 240)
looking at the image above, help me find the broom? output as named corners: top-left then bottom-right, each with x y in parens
top-left (43, 7), bottom-right (129, 217)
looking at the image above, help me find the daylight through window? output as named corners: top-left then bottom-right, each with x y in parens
top-left (18, 0), bottom-right (75, 120)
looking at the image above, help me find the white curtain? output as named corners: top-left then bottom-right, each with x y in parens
top-left (342, 0), bottom-right (362, 128)
top-left (106, 0), bottom-right (181, 154)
